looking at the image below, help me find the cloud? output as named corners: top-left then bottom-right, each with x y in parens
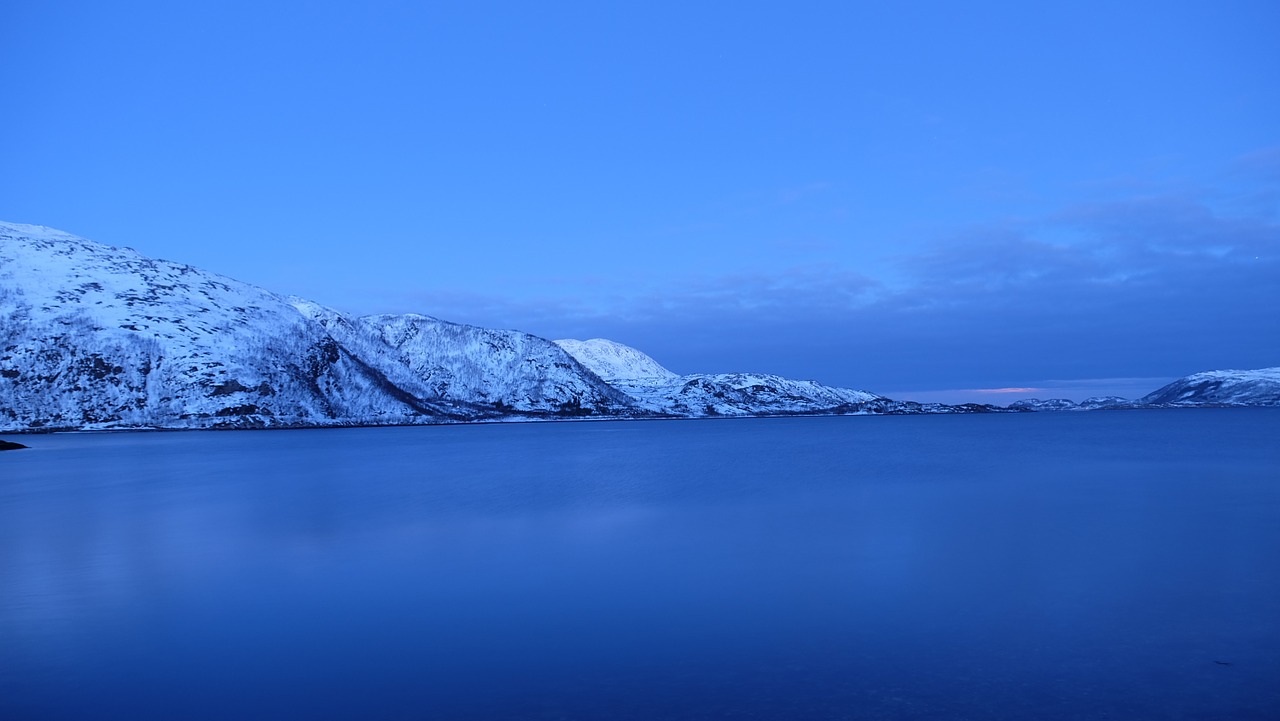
top-left (1232, 145), bottom-right (1280, 184)
top-left (634, 265), bottom-right (882, 320)
top-left (906, 193), bottom-right (1277, 291)
top-left (691, 187), bottom-right (1274, 384)
top-left (897, 225), bottom-right (1102, 300)
top-left (362, 154), bottom-right (1280, 390)
top-left (383, 264), bottom-right (881, 332)
top-left (887, 191), bottom-right (1279, 338)
top-left (365, 286), bottom-right (615, 335)
top-left (1058, 194), bottom-right (1278, 257)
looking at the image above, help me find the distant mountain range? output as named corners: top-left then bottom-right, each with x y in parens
top-left (1009, 368), bottom-right (1280, 412)
top-left (1, 221), bottom-right (1276, 433)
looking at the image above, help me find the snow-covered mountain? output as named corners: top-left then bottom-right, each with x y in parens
top-left (295, 302), bottom-right (632, 417)
top-left (1004, 373), bottom-right (1280, 412)
top-left (1007, 398), bottom-right (1081, 412)
top-left (611, 372), bottom-right (889, 417)
top-left (1006, 396), bottom-right (1140, 411)
top-left (1138, 368), bottom-right (1280, 407)
top-left (553, 338), bottom-right (679, 383)
top-left (555, 338), bottom-right (890, 417)
top-left (0, 221), bottom-right (931, 432)
top-left (0, 221), bottom-right (626, 430)
top-left (1076, 396), bottom-right (1134, 410)
top-left (4, 221), bottom-right (1272, 432)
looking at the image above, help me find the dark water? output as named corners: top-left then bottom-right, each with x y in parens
top-left (1, 411), bottom-right (1278, 720)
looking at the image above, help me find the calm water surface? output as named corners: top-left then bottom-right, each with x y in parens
top-left (1, 411), bottom-right (1278, 719)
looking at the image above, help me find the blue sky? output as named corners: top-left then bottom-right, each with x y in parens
top-left (2, 1), bottom-right (1277, 400)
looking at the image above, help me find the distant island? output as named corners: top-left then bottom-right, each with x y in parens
top-left (1, 221), bottom-right (1277, 433)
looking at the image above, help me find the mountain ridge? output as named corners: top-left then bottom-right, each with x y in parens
top-left (2, 221), bottom-right (1274, 432)
top-left (0, 221), bottom-right (904, 431)
top-left (1005, 369), bottom-right (1280, 412)
top-left (0, 221), bottom-right (634, 430)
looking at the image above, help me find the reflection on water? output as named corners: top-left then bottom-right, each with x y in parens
top-left (2, 411), bottom-right (1279, 719)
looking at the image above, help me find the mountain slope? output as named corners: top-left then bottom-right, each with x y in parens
top-left (1138, 368), bottom-right (1280, 407)
top-left (553, 338), bottom-right (679, 382)
top-left (1003, 373), bottom-right (1280, 411)
top-left (0, 222), bottom-right (627, 430)
top-left (9, 220), bottom-right (1267, 432)
top-left (556, 338), bottom-right (886, 417)
top-left (351, 313), bottom-right (633, 415)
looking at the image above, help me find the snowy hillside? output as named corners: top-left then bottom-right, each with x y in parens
top-left (1138, 368), bottom-right (1280, 407)
top-left (554, 338), bottom-right (679, 382)
top-left (351, 313), bottom-right (632, 414)
top-left (1003, 373), bottom-right (1280, 411)
top-left (1007, 398), bottom-right (1082, 412)
top-left (620, 373), bottom-right (889, 417)
top-left (556, 338), bottom-right (888, 417)
top-left (0, 222), bottom-right (627, 430)
top-left (8, 220), bottom-right (1266, 432)
top-left (1, 220), bottom-right (909, 432)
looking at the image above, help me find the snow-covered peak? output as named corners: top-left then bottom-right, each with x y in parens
top-left (0, 220), bottom-right (285, 324)
top-left (0, 220), bottom-right (87, 242)
top-left (1139, 367), bottom-right (1280, 406)
top-left (1172, 367), bottom-right (1280, 385)
top-left (554, 338), bottom-right (679, 382)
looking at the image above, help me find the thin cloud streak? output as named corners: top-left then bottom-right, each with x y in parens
top-left (370, 160), bottom-right (1279, 391)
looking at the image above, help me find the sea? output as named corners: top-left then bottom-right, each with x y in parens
top-left (1, 409), bottom-right (1277, 720)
